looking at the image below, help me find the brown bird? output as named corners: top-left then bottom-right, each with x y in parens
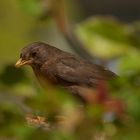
top-left (15, 42), bottom-right (116, 102)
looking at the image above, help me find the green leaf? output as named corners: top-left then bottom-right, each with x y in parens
top-left (76, 17), bottom-right (135, 59)
top-left (18, 0), bottom-right (43, 17)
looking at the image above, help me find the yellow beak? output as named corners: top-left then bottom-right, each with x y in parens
top-left (15, 58), bottom-right (31, 68)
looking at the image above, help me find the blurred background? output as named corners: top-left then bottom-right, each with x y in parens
top-left (0, 0), bottom-right (140, 140)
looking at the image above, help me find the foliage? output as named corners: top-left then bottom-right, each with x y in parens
top-left (76, 17), bottom-right (140, 60)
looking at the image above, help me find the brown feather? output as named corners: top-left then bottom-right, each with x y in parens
top-left (16, 42), bottom-right (117, 103)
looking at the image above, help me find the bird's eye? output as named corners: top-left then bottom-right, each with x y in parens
top-left (31, 52), bottom-right (37, 57)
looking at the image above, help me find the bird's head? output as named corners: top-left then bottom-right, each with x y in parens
top-left (15, 42), bottom-right (51, 68)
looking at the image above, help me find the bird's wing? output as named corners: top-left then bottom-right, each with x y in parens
top-left (53, 57), bottom-right (109, 86)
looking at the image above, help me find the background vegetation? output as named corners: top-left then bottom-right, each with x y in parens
top-left (0, 0), bottom-right (140, 140)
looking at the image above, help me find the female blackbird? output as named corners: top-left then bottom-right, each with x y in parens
top-left (15, 42), bottom-right (116, 102)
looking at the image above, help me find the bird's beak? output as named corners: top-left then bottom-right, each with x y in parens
top-left (15, 58), bottom-right (32, 68)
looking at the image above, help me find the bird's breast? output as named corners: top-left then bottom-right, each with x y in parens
top-left (32, 65), bottom-right (59, 87)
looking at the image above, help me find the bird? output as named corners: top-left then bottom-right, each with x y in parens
top-left (15, 42), bottom-right (116, 103)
